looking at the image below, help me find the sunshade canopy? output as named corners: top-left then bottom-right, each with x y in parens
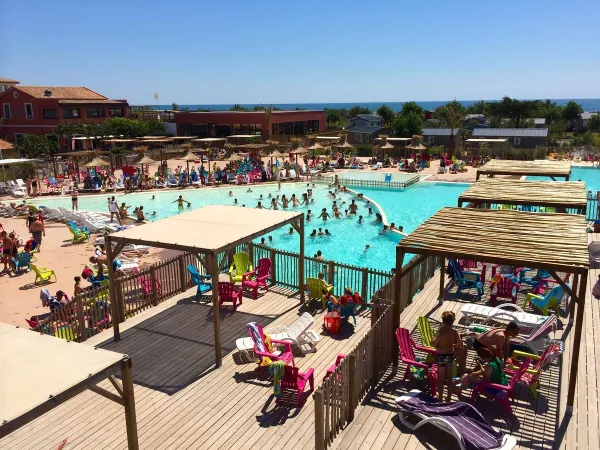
top-left (82, 157), bottom-right (110, 168)
top-left (179, 151), bottom-right (200, 162)
top-left (477, 160), bottom-right (571, 179)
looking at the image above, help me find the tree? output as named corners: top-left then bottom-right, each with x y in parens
top-left (391, 112), bottom-right (423, 137)
top-left (14, 134), bottom-right (58, 158)
top-left (376, 104), bottom-right (395, 126)
top-left (433, 100), bottom-right (467, 153)
top-left (466, 100), bottom-right (487, 114)
top-left (488, 96), bottom-right (539, 128)
top-left (587, 114), bottom-right (600, 132)
top-left (171, 103), bottom-right (179, 111)
top-left (53, 122), bottom-right (84, 151)
top-left (324, 108), bottom-right (348, 127)
top-left (230, 103), bottom-right (250, 111)
top-left (562, 101), bottom-right (583, 123)
top-left (401, 101), bottom-right (424, 118)
top-left (348, 105), bottom-right (372, 117)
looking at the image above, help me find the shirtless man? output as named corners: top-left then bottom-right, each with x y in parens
top-left (473, 322), bottom-right (520, 361)
top-left (89, 255), bottom-right (109, 277)
top-left (349, 199), bottom-right (358, 215)
top-left (2, 231), bottom-right (14, 272)
top-left (29, 216), bottom-right (45, 251)
top-left (431, 311), bottom-right (464, 402)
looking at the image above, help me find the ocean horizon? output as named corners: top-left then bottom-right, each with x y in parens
top-left (154, 98), bottom-right (600, 113)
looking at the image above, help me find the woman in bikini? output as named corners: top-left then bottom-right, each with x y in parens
top-left (270, 198), bottom-right (279, 210)
top-left (291, 194), bottom-right (300, 207)
top-left (318, 208), bottom-right (330, 221)
top-left (172, 195), bottom-right (191, 212)
top-left (281, 195), bottom-right (289, 209)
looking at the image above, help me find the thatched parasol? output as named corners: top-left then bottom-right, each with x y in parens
top-left (178, 151), bottom-right (200, 183)
top-left (334, 140), bottom-right (354, 149)
top-left (82, 157), bottom-right (110, 168)
top-left (306, 142), bottom-right (323, 150)
top-left (269, 150), bottom-right (284, 158)
top-left (228, 153), bottom-right (245, 162)
top-left (133, 154), bottom-right (156, 166)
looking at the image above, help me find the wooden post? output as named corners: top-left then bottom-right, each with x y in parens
top-left (328, 261), bottom-right (335, 288)
top-left (121, 357), bottom-right (139, 450)
top-left (178, 254), bottom-right (187, 292)
top-left (439, 257), bottom-right (446, 305)
top-left (314, 390), bottom-right (325, 450)
top-left (105, 235), bottom-right (121, 341)
top-left (150, 266), bottom-right (159, 306)
top-left (476, 171), bottom-right (480, 181)
top-left (208, 253), bottom-right (222, 367)
top-left (298, 216), bottom-right (305, 303)
top-left (569, 274), bottom-right (579, 325)
top-left (393, 247), bottom-right (404, 369)
top-left (361, 268), bottom-right (368, 301)
top-left (75, 296), bottom-right (87, 342)
top-left (269, 248), bottom-right (277, 286)
top-left (347, 353), bottom-right (356, 422)
top-left (248, 241), bottom-right (254, 265)
top-left (566, 270), bottom-right (587, 413)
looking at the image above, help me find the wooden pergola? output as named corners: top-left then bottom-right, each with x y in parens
top-left (0, 323), bottom-right (138, 449)
top-left (458, 179), bottom-right (588, 214)
top-left (395, 207), bottom-right (589, 412)
top-left (476, 160), bottom-right (571, 181)
top-left (104, 206), bottom-right (305, 367)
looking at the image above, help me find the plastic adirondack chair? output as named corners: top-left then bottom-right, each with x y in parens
top-left (279, 364), bottom-right (315, 407)
top-left (518, 268), bottom-right (551, 287)
top-left (416, 317), bottom-right (436, 349)
top-left (13, 251), bottom-right (32, 273)
top-left (396, 328), bottom-right (438, 394)
top-left (31, 264), bottom-right (57, 285)
top-left (525, 284), bottom-right (565, 316)
top-left (229, 252), bottom-right (253, 284)
top-left (470, 358), bottom-right (531, 415)
top-left (506, 343), bottom-right (560, 399)
top-left (449, 259), bottom-right (483, 300)
top-left (68, 225), bottom-right (89, 243)
top-left (218, 281), bottom-right (243, 311)
top-left (306, 277), bottom-right (331, 309)
top-left (187, 264), bottom-right (212, 299)
top-left (138, 274), bottom-right (161, 299)
top-left (339, 301), bottom-right (358, 325)
top-left (490, 276), bottom-right (520, 306)
top-left (248, 322), bottom-right (295, 366)
top-left (324, 353), bottom-right (346, 381)
top-left (242, 258), bottom-right (271, 299)
top-left (68, 221), bottom-right (91, 236)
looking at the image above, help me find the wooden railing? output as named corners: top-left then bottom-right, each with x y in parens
top-left (314, 298), bottom-right (394, 450)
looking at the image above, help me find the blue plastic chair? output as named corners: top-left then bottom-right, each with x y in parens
top-left (449, 258), bottom-right (483, 300)
top-left (384, 173), bottom-right (392, 183)
top-left (13, 251), bottom-right (32, 273)
top-left (187, 264), bottom-right (212, 299)
top-left (68, 221), bottom-right (91, 236)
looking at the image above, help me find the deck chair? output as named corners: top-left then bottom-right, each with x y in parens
top-left (525, 284), bottom-right (566, 316)
top-left (305, 277), bottom-right (332, 309)
top-left (13, 251), bottom-right (32, 273)
top-left (324, 354), bottom-right (347, 381)
top-left (506, 343), bottom-right (561, 399)
top-left (489, 276), bottom-right (520, 306)
top-left (217, 282), bottom-right (243, 311)
top-left (470, 358), bottom-right (531, 415)
top-left (31, 264), bottom-right (57, 285)
top-left (270, 312), bottom-right (320, 353)
top-left (461, 303), bottom-right (548, 329)
top-left (396, 390), bottom-right (517, 450)
top-left (416, 317), bottom-right (438, 363)
top-left (248, 322), bottom-right (294, 367)
top-left (68, 225), bottom-right (89, 243)
top-left (449, 259), bottom-right (483, 301)
top-left (396, 328), bottom-right (438, 394)
top-left (236, 330), bottom-right (290, 361)
top-left (187, 264), bottom-right (212, 299)
top-left (229, 252), bottom-right (253, 284)
top-left (242, 257), bottom-right (271, 298)
top-left (167, 174), bottom-right (178, 187)
top-left (278, 364), bottom-right (314, 407)
top-left (68, 221), bottom-right (91, 236)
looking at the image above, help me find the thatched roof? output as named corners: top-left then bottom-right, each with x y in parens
top-left (178, 151), bottom-right (200, 162)
top-left (334, 141), bottom-right (354, 149)
top-left (82, 157), bottom-right (110, 168)
top-left (399, 207), bottom-right (589, 274)
top-left (132, 154), bottom-right (156, 166)
top-left (306, 142), bottom-right (323, 150)
top-left (228, 153), bottom-right (245, 161)
top-left (477, 160), bottom-right (571, 178)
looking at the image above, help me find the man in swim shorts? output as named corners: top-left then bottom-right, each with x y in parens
top-left (173, 195), bottom-right (191, 211)
top-left (473, 322), bottom-right (520, 361)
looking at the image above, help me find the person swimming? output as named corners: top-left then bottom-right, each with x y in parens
top-left (364, 244), bottom-right (370, 251)
top-left (151, 195), bottom-right (156, 200)
top-left (151, 211), bottom-right (157, 216)
top-left (307, 209), bottom-right (312, 221)
top-left (358, 215), bottom-right (363, 223)
top-left (319, 208), bottom-right (330, 221)
top-left (380, 225), bottom-right (389, 233)
top-left (310, 229), bottom-right (317, 237)
top-left (234, 198), bottom-right (238, 205)
top-left (333, 208), bottom-right (342, 218)
top-left (229, 191), bottom-right (233, 196)
top-left (325, 229), bottom-right (331, 236)
top-left (288, 227), bottom-right (294, 235)
top-left (246, 188), bottom-right (253, 193)
top-left (318, 228), bottom-right (324, 236)
top-left (368, 207), bottom-right (373, 215)
top-left (172, 195), bottom-right (191, 211)
top-left (256, 201), bottom-right (263, 209)
top-left (270, 198), bottom-right (279, 210)
top-left (259, 194), bottom-right (263, 200)
top-left (268, 193), bottom-right (272, 198)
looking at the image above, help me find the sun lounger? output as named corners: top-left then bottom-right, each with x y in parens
top-left (235, 332), bottom-right (290, 361)
top-left (461, 303), bottom-right (547, 329)
top-left (396, 390), bottom-right (516, 450)
top-left (269, 312), bottom-right (320, 353)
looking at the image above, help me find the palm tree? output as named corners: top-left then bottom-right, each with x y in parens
top-left (433, 101), bottom-right (467, 156)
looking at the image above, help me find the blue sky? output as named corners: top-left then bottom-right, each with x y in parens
top-left (2, 0), bottom-right (599, 104)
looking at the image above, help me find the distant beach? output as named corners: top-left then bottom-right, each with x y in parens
top-left (154, 98), bottom-right (600, 112)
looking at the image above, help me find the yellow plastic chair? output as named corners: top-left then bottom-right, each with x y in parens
top-left (417, 316), bottom-right (458, 373)
top-left (69, 226), bottom-right (89, 244)
top-left (229, 252), bottom-right (253, 284)
top-left (31, 264), bottom-right (57, 285)
top-left (306, 277), bottom-right (333, 309)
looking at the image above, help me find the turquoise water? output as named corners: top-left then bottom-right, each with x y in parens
top-left (527, 166), bottom-right (600, 192)
top-left (337, 171), bottom-right (417, 182)
top-left (23, 181), bottom-right (468, 271)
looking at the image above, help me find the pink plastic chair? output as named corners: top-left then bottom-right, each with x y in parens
top-left (489, 276), bottom-right (520, 306)
top-left (460, 260), bottom-right (487, 284)
top-left (396, 328), bottom-right (438, 394)
top-left (242, 258), bottom-right (272, 299)
top-left (138, 275), bottom-right (161, 299)
top-left (470, 358), bottom-right (531, 415)
top-left (279, 364), bottom-right (314, 406)
top-left (218, 281), bottom-right (243, 311)
top-left (324, 353), bottom-right (346, 381)
top-left (248, 322), bottom-right (294, 366)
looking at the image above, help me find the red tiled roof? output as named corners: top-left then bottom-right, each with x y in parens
top-left (58, 99), bottom-right (127, 104)
top-left (15, 86), bottom-right (108, 100)
top-left (0, 139), bottom-right (13, 150)
top-left (0, 77), bottom-right (20, 84)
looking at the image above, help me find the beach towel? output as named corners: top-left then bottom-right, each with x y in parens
top-left (269, 361), bottom-right (286, 397)
top-left (247, 322), bottom-right (274, 366)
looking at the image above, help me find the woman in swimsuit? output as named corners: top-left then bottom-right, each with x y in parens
top-left (281, 195), bottom-right (289, 209)
top-left (71, 189), bottom-right (79, 211)
top-left (270, 198), bottom-right (279, 210)
top-left (172, 195), bottom-right (191, 212)
top-left (318, 208), bottom-right (330, 221)
top-left (291, 194), bottom-right (300, 207)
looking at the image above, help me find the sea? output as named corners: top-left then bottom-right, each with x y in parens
top-left (155, 99), bottom-right (600, 113)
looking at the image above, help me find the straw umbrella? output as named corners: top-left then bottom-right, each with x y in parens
top-left (132, 154), bottom-right (156, 176)
top-left (178, 150), bottom-right (199, 184)
top-left (306, 141), bottom-right (323, 160)
top-left (404, 135), bottom-right (427, 159)
top-left (82, 156), bottom-right (110, 168)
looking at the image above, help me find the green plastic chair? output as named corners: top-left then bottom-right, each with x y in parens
top-left (31, 264), bottom-right (57, 285)
top-left (306, 277), bottom-right (333, 309)
top-left (417, 316), bottom-right (458, 374)
top-left (68, 226), bottom-right (89, 244)
top-left (229, 252), bottom-right (253, 284)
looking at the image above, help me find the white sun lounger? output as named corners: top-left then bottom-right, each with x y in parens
top-left (236, 332), bottom-right (289, 361)
top-left (269, 312), bottom-right (320, 353)
top-left (461, 303), bottom-right (547, 329)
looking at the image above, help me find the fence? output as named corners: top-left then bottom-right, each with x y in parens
top-left (315, 174), bottom-right (419, 189)
top-left (587, 193), bottom-right (598, 221)
top-left (314, 298), bottom-right (394, 450)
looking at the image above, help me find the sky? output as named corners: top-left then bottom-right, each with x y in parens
top-left (2, 0), bottom-right (600, 105)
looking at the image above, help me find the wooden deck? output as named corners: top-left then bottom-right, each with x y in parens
top-left (2, 243), bottom-right (599, 449)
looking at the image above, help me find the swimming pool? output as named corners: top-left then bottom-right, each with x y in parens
top-left (337, 170), bottom-right (417, 183)
top-left (22, 181), bottom-right (469, 271)
top-left (527, 166), bottom-right (600, 192)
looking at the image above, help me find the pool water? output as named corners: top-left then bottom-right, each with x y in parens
top-left (337, 170), bottom-right (417, 183)
top-left (24, 181), bottom-right (469, 272)
top-left (527, 166), bottom-right (600, 192)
